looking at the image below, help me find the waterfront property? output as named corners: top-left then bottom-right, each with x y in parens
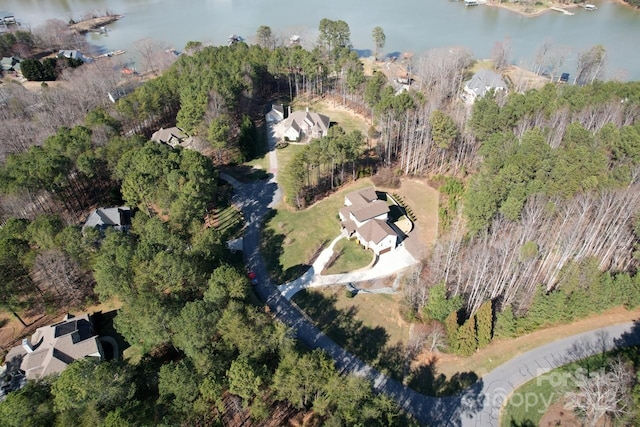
top-left (463, 69), bottom-right (508, 103)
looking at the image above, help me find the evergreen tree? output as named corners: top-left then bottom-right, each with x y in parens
top-left (475, 300), bottom-right (493, 349)
top-left (456, 316), bottom-right (477, 357)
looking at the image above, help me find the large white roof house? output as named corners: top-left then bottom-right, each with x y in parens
top-left (339, 187), bottom-right (399, 255)
top-left (281, 108), bottom-right (330, 142)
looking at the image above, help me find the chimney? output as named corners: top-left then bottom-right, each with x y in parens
top-left (306, 106), bottom-right (309, 113)
top-left (22, 338), bottom-right (34, 353)
top-left (288, 106), bottom-right (292, 117)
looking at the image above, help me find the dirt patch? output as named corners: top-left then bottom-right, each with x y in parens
top-left (379, 179), bottom-right (439, 260)
top-left (504, 65), bottom-right (550, 92)
top-left (435, 306), bottom-right (640, 379)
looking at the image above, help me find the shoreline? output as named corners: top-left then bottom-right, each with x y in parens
top-left (484, 0), bottom-right (581, 18)
top-left (69, 14), bottom-right (123, 34)
top-left (483, 0), bottom-right (639, 17)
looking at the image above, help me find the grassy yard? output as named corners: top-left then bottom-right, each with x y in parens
top-left (263, 179), bottom-right (374, 283)
top-left (290, 98), bottom-right (370, 134)
top-left (322, 238), bottom-right (373, 275)
top-left (292, 286), bottom-right (409, 371)
top-left (501, 370), bottom-right (562, 427)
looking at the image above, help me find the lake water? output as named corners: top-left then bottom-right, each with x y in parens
top-left (2, 0), bottom-right (640, 79)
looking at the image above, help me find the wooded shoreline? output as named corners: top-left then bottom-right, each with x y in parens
top-left (68, 14), bottom-right (123, 34)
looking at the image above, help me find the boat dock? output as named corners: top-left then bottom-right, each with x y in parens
top-left (550, 6), bottom-right (575, 15)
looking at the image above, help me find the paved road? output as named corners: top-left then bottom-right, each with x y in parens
top-left (221, 128), bottom-right (640, 425)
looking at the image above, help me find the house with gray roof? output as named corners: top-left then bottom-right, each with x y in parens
top-left (3, 313), bottom-right (103, 381)
top-left (266, 103), bottom-right (285, 123)
top-left (82, 206), bottom-right (132, 233)
top-left (1, 56), bottom-right (20, 73)
top-left (281, 108), bottom-right (330, 142)
top-left (463, 69), bottom-right (508, 102)
top-left (339, 187), bottom-right (399, 255)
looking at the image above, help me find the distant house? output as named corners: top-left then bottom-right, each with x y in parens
top-left (266, 104), bottom-right (285, 123)
top-left (463, 69), bottom-right (508, 102)
top-left (58, 50), bottom-right (86, 62)
top-left (151, 126), bottom-right (194, 149)
top-left (339, 187), bottom-right (399, 255)
top-left (82, 206), bottom-right (132, 234)
top-left (281, 108), bottom-right (330, 142)
top-left (1, 56), bottom-right (21, 73)
top-left (3, 313), bottom-right (103, 381)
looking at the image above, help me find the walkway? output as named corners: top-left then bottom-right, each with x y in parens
top-left (223, 121), bottom-right (640, 426)
top-left (278, 235), bottom-right (419, 300)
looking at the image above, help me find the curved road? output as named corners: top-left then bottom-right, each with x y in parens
top-left (222, 147), bottom-right (640, 426)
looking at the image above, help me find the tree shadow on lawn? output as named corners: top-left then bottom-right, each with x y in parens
top-left (293, 290), bottom-right (388, 365)
top-left (294, 290), bottom-right (478, 397)
top-left (407, 355), bottom-right (478, 397)
top-left (260, 211), bottom-right (310, 284)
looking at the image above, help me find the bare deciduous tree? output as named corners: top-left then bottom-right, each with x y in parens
top-left (491, 36), bottom-right (512, 71)
top-left (563, 358), bottom-right (633, 427)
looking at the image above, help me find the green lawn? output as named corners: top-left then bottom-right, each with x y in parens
top-left (322, 238), bottom-right (373, 275)
top-left (292, 287), bottom-right (409, 378)
top-left (290, 99), bottom-right (369, 134)
top-left (263, 179), bottom-right (374, 283)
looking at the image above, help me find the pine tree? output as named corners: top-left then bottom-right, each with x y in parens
top-left (457, 316), bottom-right (477, 357)
top-left (494, 305), bottom-right (516, 339)
top-left (475, 300), bottom-right (493, 349)
top-left (444, 311), bottom-right (460, 353)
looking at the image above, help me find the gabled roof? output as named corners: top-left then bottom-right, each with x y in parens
top-left (465, 69), bottom-right (507, 97)
top-left (282, 110), bottom-right (330, 136)
top-left (345, 187), bottom-right (378, 206)
top-left (82, 206), bottom-right (131, 231)
top-left (357, 219), bottom-right (397, 245)
top-left (5, 314), bottom-right (102, 381)
top-left (58, 50), bottom-right (84, 60)
top-left (351, 199), bottom-right (389, 222)
top-left (151, 126), bottom-right (191, 147)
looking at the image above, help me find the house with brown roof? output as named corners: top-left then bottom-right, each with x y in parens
top-left (3, 313), bottom-right (103, 381)
top-left (281, 108), bottom-right (330, 142)
top-left (339, 187), bottom-right (399, 255)
top-left (151, 126), bottom-right (194, 149)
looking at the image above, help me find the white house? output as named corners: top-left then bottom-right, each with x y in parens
top-left (266, 104), bottom-right (285, 123)
top-left (281, 108), bottom-right (330, 142)
top-left (463, 69), bottom-right (508, 102)
top-left (339, 187), bottom-right (399, 255)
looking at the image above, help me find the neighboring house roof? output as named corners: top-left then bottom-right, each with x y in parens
top-left (4, 313), bottom-right (102, 381)
top-left (351, 199), bottom-right (389, 223)
top-left (266, 104), bottom-right (285, 123)
top-left (282, 110), bottom-right (330, 140)
top-left (465, 69), bottom-right (507, 98)
top-left (1, 56), bottom-right (20, 72)
top-left (58, 50), bottom-right (84, 61)
top-left (82, 206), bottom-right (132, 232)
top-left (151, 126), bottom-right (193, 148)
top-left (357, 219), bottom-right (397, 245)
